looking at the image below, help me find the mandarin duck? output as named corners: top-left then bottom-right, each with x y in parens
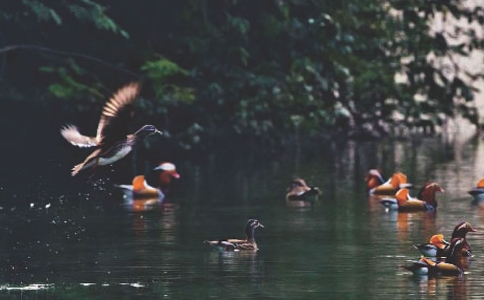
top-left (413, 234), bottom-right (450, 257)
top-left (116, 162), bottom-right (180, 212)
top-left (366, 170), bottom-right (412, 195)
top-left (116, 162), bottom-right (180, 199)
top-left (380, 183), bottom-right (444, 212)
top-left (403, 237), bottom-right (467, 276)
top-left (204, 219), bottom-right (264, 252)
top-left (61, 83), bottom-right (162, 176)
top-left (443, 221), bottom-right (476, 257)
top-left (468, 178), bottom-right (484, 203)
top-left (286, 178), bottom-right (322, 207)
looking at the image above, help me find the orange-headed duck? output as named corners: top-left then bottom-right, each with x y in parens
top-left (380, 183), bottom-right (444, 212)
top-left (366, 170), bottom-right (412, 195)
top-left (116, 162), bottom-right (180, 200)
top-left (61, 83), bottom-right (162, 176)
top-left (286, 178), bottom-right (322, 207)
top-left (413, 234), bottom-right (450, 257)
top-left (403, 237), bottom-right (467, 276)
top-left (468, 178), bottom-right (484, 203)
top-left (204, 219), bottom-right (264, 252)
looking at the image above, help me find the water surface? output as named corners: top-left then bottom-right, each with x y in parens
top-left (1, 134), bottom-right (484, 299)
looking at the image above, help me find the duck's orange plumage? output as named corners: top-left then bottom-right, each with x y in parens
top-left (429, 234), bottom-right (448, 249)
top-left (413, 233), bottom-right (450, 257)
top-left (468, 178), bottom-right (484, 203)
top-left (367, 171), bottom-right (412, 195)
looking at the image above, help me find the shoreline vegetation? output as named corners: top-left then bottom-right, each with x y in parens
top-left (2, 1), bottom-right (484, 152)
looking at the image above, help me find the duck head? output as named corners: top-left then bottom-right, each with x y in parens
top-left (154, 162), bottom-right (180, 187)
top-left (287, 178), bottom-right (310, 193)
top-left (134, 125), bottom-right (162, 138)
top-left (417, 182), bottom-right (444, 203)
top-left (451, 221), bottom-right (477, 238)
top-left (365, 169), bottom-right (385, 190)
top-left (245, 219), bottom-right (264, 242)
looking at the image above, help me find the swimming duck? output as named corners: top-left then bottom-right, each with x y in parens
top-left (116, 162), bottom-right (180, 199)
top-left (403, 237), bottom-right (467, 276)
top-left (468, 178), bottom-right (484, 203)
top-left (366, 170), bottom-right (412, 195)
top-left (380, 183), bottom-right (444, 212)
top-left (204, 219), bottom-right (264, 252)
top-left (413, 234), bottom-right (450, 257)
top-left (61, 83), bottom-right (162, 176)
top-left (286, 178), bottom-right (322, 207)
top-left (443, 221), bottom-right (476, 257)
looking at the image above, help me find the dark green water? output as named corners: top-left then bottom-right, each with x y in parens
top-left (0, 133), bottom-right (484, 299)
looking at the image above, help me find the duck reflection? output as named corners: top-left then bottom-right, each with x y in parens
top-left (205, 249), bottom-right (263, 295)
top-left (398, 211), bottom-right (437, 241)
top-left (409, 276), bottom-right (468, 300)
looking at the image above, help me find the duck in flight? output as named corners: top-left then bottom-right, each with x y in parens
top-left (61, 82), bottom-right (161, 176)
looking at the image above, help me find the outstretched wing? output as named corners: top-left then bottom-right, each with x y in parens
top-left (60, 125), bottom-right (97, 148)
top-left (96, 82), bottom-right (141, 146)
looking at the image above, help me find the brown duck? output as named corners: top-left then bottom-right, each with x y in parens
top-left (442, 221), bottom-right (477, 257)
top-left (404, 237), bottom-right (468, 276)
top-left (380, 182), bottom-right (444, 212)
top-left (204, 219), bottom-right (264, 251)
top-left (286, 178), bottom-right (322, 207)
top-left (61, 83), bottom-right (161, 176)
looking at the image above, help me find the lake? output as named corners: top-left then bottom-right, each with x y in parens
top-left (0, 129), bottom-right (484, 299)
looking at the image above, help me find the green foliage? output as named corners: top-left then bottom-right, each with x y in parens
top-left (22, 0), bottom-right (62, 25)
top-left (141, 56), bottom-right (194, 105)
top-left (5, 0), bottom-right (128, 36)
top-left (39, 59), bottom-right (104, 111)
top-left (3, 0), bottom-right (484, 148)
top-left (66, 0), bottom-right (129, 38)
top-left (142, 57), bottom-right (189, 85)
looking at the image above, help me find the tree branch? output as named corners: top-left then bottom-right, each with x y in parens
top-left (0, 44), bottom-right (140, 78)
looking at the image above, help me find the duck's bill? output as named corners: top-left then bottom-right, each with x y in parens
top-left (259, 223), bottom-right (265, 228)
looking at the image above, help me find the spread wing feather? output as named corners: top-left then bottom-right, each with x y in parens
top-left (96, 82), bottom-right (141, 146)
top-left (60, 125), bottom-right (97, 148)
